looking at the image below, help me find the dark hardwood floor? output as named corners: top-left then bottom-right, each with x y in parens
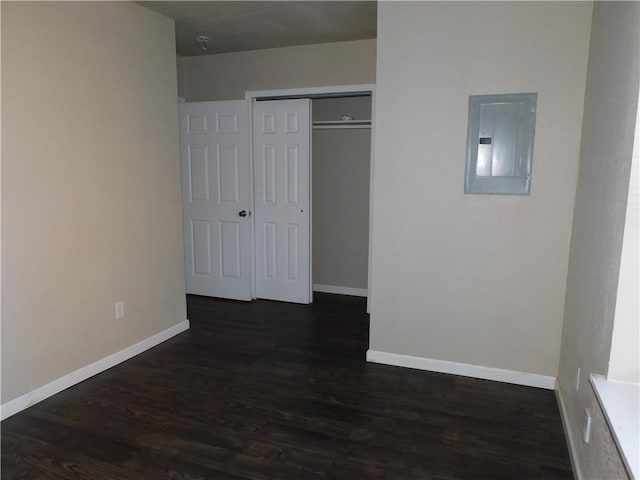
top-left (2, 294), bottom-right (573, 479)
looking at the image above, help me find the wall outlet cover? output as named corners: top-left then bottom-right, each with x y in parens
top-left (115, 301), bottom-right (125, 320)
top-left (583, 408), bottom-right (592, 443)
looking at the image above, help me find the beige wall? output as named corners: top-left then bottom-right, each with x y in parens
top-left (557, 2), bottom-right (639, 478)
top-left (182, 39), bottom-right (376, 101)
top-left (370, 2), bottom-right (591, 376)
top-left (176, 55), bottom-right (185, 98)
top-left (1, 2), bottom-right (186, 404)
top-left (312, 97), bottom-right (371, 289)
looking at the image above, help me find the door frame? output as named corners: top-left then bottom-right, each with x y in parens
top-left (245, 84), bottom-right (376, 311)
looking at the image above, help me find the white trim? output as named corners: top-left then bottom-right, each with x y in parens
top-left (366, 85), bottom-right (376, 314)
top-left (313, 284), bottom-right (368, 297)
top-left (245, 84), bottom-right (376, 101)
top-left (309, 100), bottom-right (314, 303)
top-left (366, 350), bottom-right (556, 389)
top-left (247, 97), bottom-right (257, 300)
top-left (555, 382), bottom-right (584, 480)
top-left (0, 320), bottom-right (190, 421)
top-left (590, 374), bottom-right (639, 480)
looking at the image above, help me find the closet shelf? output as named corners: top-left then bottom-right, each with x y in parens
top-left (312, 120), bottom-right (371, 130)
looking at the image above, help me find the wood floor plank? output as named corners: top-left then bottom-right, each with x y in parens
top-left (2, 293), bottom-right (573, 479)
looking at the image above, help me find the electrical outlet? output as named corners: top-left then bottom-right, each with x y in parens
top-left (576, 367), bottom-right (581, 391)
top-left (115, 301), bottom-right (125, 320)
top-left (583, 408), bottom-right (592, 443)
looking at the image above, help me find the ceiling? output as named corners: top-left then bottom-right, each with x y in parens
top-left (138, 1), bottom-right (377, 57)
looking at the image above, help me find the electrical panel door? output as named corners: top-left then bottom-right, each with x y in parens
top-left (465, 93), bottom-right (537, 195)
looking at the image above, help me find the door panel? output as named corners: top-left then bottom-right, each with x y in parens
top-left (192, 220), bottom-right (212, 275)
top-left (286, 223), bottom-right (299, 280)
top-left (285, 145), bottom-right (299, 204)
top-left (253, 99), bottom-right (311, 303)
top-left (180, 100), bottom-right (252, 300)
top-left (217, 145), bottom-right (240, 202)
top-left (264, 222), bottom-right (277, 279)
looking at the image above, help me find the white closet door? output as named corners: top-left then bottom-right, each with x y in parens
top-left (180, 100), bottom-right (252, 300)
top-left (253, 99), bottom-right (311, 303)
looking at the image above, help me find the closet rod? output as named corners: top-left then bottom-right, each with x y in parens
top-left (312, 120), bottom-right (371, 130)
top-left (313, 125), bottom-right (371, 130)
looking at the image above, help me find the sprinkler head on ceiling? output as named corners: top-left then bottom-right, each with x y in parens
top-left (195, 35), bottom-right (212, 52)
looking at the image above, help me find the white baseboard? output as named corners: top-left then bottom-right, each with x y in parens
top-left (555, 382), bottom-right (583, 480)
top-left (1, 320), bottom-right (190, 421)
top-left (366, 349), bottom-right (556, 389)
top-left (313, 284), bottom-right (368, 297)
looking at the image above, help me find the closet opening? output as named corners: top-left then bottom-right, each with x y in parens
top-left (310, 95), bottom-right (372, 300)
top-left (247, 84), bottom-right (375, 311)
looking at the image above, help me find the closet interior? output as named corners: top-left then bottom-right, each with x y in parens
top-left (311, 95), bottom-right (372, 296)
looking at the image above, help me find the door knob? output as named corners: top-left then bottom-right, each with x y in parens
top-left (238, 210), bottom-right (249, 217)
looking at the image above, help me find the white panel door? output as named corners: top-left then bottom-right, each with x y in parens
top-left (253, 99), bottom-right (311, 303)
top-left (180, 100), bottom-right (252, 300)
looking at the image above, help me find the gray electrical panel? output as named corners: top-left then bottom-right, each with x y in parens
top-left (465, 93), bottom-right (537, 195)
